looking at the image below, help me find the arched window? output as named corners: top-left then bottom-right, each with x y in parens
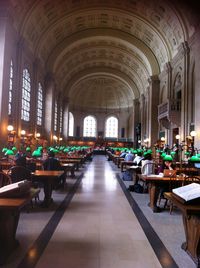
top-left (8, 60), bottom-right (13, 115)
top-left (83, 115), bottom-right (96, 137)
top-left (37, 83), bottom-right (43, 126)
top-left (21, 68), bottom-right (31, 121)
top-left (60, 106), bottom-right (63, 133)
top-left (105, 116), bottom-right (118, 138)
top-left (54, 100), bottom-right (58, 131)
top-left (68, 112), bottom-right (74, 136)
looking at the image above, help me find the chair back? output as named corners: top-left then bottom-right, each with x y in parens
top-left (0, 172), bottom-right (12, 187)
top-left (141, 162), bottom-right (157, 175)
top-left (183, 176), bottom-right (200, 185)
top-left (9, 166), bottom-right (32, 183)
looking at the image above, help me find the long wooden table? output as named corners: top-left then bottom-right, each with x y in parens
top-left (61, 163), bottom-right (75, 177)
top-left (164, 192), bottom-right (200, 267)
top-left (32, 170), bottom-right (64, 207)
top-left (139, 174), bottom-right (186, 212)
top-left (60, 159), bottom-right (81, 171)
top-left (0, 188), bottom-right (40, 264)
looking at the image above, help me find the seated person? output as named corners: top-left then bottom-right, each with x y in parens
top-left (132, 152), bottom-right (144, 166)
top-left (120, 150), bottom-right (127, 158)
top-left (14, 153), bottom-right (27, 168)
top-left (43, 151), bottom-right (65, 187)
top-left (124, 151), bottom-right (134, 162)
top-left (157, 158), bottom-right (175, 174)
top-left (10, 155), bottom-right (31, 183)
top-left (155, 156), bottom-right (176, 211)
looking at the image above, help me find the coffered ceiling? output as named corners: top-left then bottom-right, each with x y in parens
top-left (8, 0), bottom-right (196, 110)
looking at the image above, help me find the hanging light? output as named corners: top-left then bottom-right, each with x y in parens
top-left (7, 125), bottom-right (14, 132)
top-left (36, 132), bottom-right (41, 138)
top-left (21, 130), bottom-right (26, 135)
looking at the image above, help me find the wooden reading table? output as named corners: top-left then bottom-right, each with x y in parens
top-left (164, 192), bottom-right (200, 267)
top-left (139, 174), bottom-right (187, 212)
top-left (32, 170), bottom-right (64, 207)
top-left (61, 163), bottom-right (75, 177)
top-left (60, 159), bottom-right (81, 171)
top-left (0, 188), bottom-right (39, 264)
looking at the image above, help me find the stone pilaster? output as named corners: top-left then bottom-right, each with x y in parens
top-left (147, 75), bottom-right (160, 147)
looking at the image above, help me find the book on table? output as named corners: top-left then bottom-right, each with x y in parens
top-left (172, 183), bottom-right (200, 204)
top-left (0, 180), bottom-right (31, 198)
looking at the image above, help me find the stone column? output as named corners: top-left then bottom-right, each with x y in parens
top-left (181, 42), bottom-right (190, 140)
top-left (132, 98), bottom-right (140, 146)
top-left (148, 75), bottom-right (160, 147)
top-left (0, 3), bottom-right (12, 149)
top-left (140, 94), bottom-right (145, 144)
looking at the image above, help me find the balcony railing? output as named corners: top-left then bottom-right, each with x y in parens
top-left (158, 99), bottom-right (181, 119)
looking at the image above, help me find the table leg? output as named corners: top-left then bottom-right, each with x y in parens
top-left (0, 211), bottom-right (20, 264)
top-left (148, 182), bottom-right (161, 212)
top-left (43, 180), bottom-right (53, 207)
top-left (181, 214), bottom-right (200, 266)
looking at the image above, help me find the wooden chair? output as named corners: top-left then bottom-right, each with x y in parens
top-left (9, 166), bottom-right (32, 183)
top-left (140, 162), bottom-right (158, 192)
top-left (9, 166), bottom-right (40, 207)
top-left (158, 172), bottom-right (178, 210)
top-left (0, 172), bottom-right (12, 187)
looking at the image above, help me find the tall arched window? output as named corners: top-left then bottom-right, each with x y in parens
top-left (68, 112), bottom-right (74, 136)
top-left (105, 116), bottom-right (118, 138)
top-left (37, 83), bottom-right (43, 126)
top-left (83, 115), bottom-right (96, 137)
top-left (21, 68), bottom-right (31, 121)
top-left (60, 106), bottom-right (63, 134)
top-left (54, 100), bottom-right (58, 131)
top-left (8, 60), bottom-right (13, 115)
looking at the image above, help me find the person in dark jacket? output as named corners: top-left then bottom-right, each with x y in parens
top-left (43, 151), bottom-right (65, 187)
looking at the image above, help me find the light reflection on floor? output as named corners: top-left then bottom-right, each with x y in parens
top-left (81, 157), bottom-right (117, 192)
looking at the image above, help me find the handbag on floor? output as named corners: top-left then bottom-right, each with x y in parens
top-left (122, 170), bottom-right (132, 181)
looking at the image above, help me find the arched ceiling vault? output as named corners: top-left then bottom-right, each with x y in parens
top-left (9, 0), bottom-right (192, 111)
top-left (64, 67), bottom-right (139, 100)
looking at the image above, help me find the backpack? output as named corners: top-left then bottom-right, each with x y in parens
top-left (128, 183), bottom-right (144, 193)
top-left (122, 170), bottom-right (132, 181)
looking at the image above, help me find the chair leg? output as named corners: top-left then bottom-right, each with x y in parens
top-left (169, 202), bottom-right (174, 214)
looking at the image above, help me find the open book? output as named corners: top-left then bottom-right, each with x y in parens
top-left (172, 183), bottom-right (200, 203)
top-left (0, 180), bottom-right (31, 198)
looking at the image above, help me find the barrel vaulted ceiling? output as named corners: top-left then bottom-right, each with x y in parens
top-left (9, 0), bottom-right (195, 110)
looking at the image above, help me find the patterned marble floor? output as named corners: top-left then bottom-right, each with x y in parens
top-left (35, 155), bottom-right (162, 268)
top-left (2, 155), bottom-right (195, 268)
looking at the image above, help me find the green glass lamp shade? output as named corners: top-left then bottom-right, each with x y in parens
top-left (163, 155), bottom-right (173, 161)
top-left (2, 147), bottom-right (8, 153)
top-left (32, 150), bottom-right (42, 157)
top-left (189, 156), bottom-right (200, 162)
top-left (161, 152), bottom-right (166, 158)
top-left (170, 151), bottom-right (176, 156)
top-left (196, 154), bottom-right (200, 158)
top-left (184, 151), bottom-right (190, 156)
top-left (12, 146), bottom-right (17, 151)
top-left (26, 147), bottom-right (31, 152)
top-left (5, 149), bottom-right (14, 155)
